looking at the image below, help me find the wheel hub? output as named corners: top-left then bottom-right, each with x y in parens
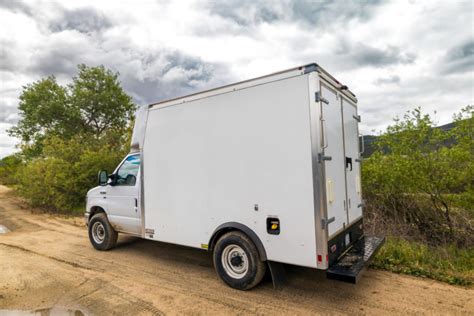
top-left (92, 222), bottom-right (105, 244)
top-left (221, 244), bottom-right (249, 279)
top-left (230, 255), bottom-right (243, 267)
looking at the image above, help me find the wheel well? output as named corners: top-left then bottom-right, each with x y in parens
top-left (209, 223), bottom-right (267, 261)
top-left (88, 206), bottom-right (105, 223)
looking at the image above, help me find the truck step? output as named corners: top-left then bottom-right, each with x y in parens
top-left (326, 236), bottom-right (385, 284)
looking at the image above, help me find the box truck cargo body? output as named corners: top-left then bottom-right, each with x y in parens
top-left (85, 63), bottom-right (384, 290)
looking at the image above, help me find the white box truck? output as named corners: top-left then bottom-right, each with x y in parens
top-left (85, 63), bottom-right (384, 290)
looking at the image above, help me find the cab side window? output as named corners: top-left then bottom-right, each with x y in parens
top-left (116, 155), bottom-right (140, 186)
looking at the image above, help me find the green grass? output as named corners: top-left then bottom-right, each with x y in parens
top-left (371, 237), bottom-right (474, 286)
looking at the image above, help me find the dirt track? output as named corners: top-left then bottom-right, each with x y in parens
top-left (0, 185), bottom-right (472, 315)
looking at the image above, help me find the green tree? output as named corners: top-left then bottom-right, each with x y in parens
top-left (7, 76), bottom-right (70, 158)
top-left (69, 64), bottom-right (135, 137)
top-left (8, 65), bottom-right (136, 159)
top-left (6, 64), bottom-right (136, 211)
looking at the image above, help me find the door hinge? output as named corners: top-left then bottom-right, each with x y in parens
top-left (318, 153), bottom-right (332, 162)
top-left (353, 115), bottom-right (361, 122)
top-left (321, 217), bottom-right (335, 229)
top-left (315, 92), bottom-right (329, 104)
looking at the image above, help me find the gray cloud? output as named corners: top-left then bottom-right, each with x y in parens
top-left (119, 51), bottom-right (233, 105)
top-left (338, 42), bottom-right (416, 68)
top-left (208, 1), bottom-right (282, 27)
top-left (0, 0), bottom-right (32, 16)
top-left (440, 40), bottom-right (474, 74)
top-left (22, 37), bottom-right (232, 106)
top-left (374, 75), bottom-right (401, 85)
top-left (49, 7), bottom-right (112, 34)
top-left (28, 44), bottom-right (79, 77)
top-left (0, 105), bottom-right (18, 124)
top-left (0, 39), bottom-right (17, 72)
top-left (291, 0), bottom-right (382, 27)
top-left (206, 0), bottom-right (383, 30)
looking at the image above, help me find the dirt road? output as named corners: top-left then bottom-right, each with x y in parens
top-left (0, 185), bottom-right (472, 315)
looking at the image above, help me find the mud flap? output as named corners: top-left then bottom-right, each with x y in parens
top-left (326, 236), bottom-right (385, 284)
top-left (268, 261), bottom-right (286, 289)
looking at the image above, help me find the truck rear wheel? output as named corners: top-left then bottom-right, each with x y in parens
top-left (213, 231), bottom-right (266, 290)
top-left (88, 213), bottom-right (118, 251)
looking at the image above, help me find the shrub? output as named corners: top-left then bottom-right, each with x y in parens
top-left (363, 106), bottom-right (473, 246)
top-left (16, 133), bottom-right (129, 212)
top-left (0, 154), bottom-right (23, 185)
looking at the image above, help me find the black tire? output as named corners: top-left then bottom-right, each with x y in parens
top-left (88, 213), bottom-right (118, 251)
top-left (213, 231), bottom-right (266, 290)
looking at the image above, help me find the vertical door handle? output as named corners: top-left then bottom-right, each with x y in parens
top-left (320, 118), bottom-right (329, 149)
top-left (134, 198), bottom-right (138, 211)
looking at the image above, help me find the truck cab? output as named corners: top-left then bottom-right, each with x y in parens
top-left (85, 153), bottom-right (142, 242)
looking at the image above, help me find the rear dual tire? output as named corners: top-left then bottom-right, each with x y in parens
top-left (213, 231), bottom-right (266, 290)
top-left (88, 213), bottom-right (118, 251)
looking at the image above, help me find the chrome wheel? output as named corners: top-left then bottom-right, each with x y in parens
top-left (221, 244), bottom-right (249, 279)
top-left (92, 221), bottom-right (105, 244)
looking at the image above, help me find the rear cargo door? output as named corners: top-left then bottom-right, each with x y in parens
top-left (320, 83), bottom-right (347, 237)
top-left (342, 98), bottom-right (363, 222)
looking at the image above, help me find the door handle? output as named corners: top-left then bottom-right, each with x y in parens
top-left (320, 118), bottom-right (328, 149)
top-left (346, 157), bottom-right (353, 171)
top-left (134, 198), bottom-right (138, 211)
top-left (100, 191), bottom-right (106, 195)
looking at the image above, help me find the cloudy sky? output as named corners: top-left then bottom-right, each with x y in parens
top-left (0, 0), bottom-right (473, 157)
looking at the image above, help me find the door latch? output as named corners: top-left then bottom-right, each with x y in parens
top-left (321, 217), bottom-right (335, 229)
top-left (318, 153), bottom-right (332, 162)
top-left (345, 157), bottom-right (353, 171)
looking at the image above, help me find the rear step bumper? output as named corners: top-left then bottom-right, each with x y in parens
top-left (326, 236), bottom-right (385, 284)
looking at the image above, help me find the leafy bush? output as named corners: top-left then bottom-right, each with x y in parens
top-left (16, 133), bottom-right (129, 212)
top-left (363, 106), bottom-right (474, 246)
top-left (0, 154), bottom-right (23, 185)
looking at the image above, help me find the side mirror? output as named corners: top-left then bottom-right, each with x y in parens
top-left (98, 170), bottom-right (108, 186)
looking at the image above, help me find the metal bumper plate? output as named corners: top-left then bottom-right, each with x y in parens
top-left (326, 236), bottom-right (385, 283)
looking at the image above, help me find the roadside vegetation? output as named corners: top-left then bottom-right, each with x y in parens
top-left (0, 64), bottom-right (135, 212)
top-left (371, 237), bottom-right (473, 286)
top-left (0, 64), bottom-right (472, 285)
top-left (363, 106), bottom-right (473, 286)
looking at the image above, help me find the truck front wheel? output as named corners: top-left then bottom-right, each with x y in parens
top-left (88, 213), bottom-right (118, 250)
top-left (213, 231), bottom-right (266, 290)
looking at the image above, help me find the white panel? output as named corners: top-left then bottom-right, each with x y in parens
top-left (320, 84), bottom-right (347, 237)
top-left (143, 75), bottom-right (317, 268)
top-left (342, 99), bottom-right (363, 222)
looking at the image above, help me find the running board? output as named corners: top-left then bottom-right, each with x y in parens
top-left (326, 236), bottom-right (385, 284)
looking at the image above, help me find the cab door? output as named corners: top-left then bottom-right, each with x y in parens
top-left (106, 154), bottom-right (141, 234)
top-left (320, 83), bottom-right (347, 238)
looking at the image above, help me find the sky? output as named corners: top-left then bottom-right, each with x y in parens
top-left (0, 0), bottom-right (473, 158)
